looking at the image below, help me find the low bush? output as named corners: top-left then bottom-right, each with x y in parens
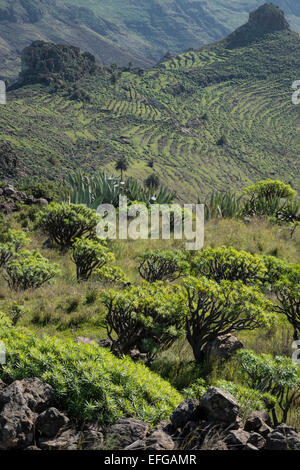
top-left (95, 265), bottom-right (130, 287)
top-left (190, 246), bottom-right (267, 285)
top-left (71, 238), bottom-right (114, 281)
top-left (4, 250), bottom-right (59, 291)
top-left (273, 265), bottom-right (300, 340)
top-left (138, 250), bottom-right (189, 283)
top-left (38, 203), bottom-right (99, 249)
top-left (237, 349), bottom-right (300, 425)
top-left (101, 283), bottom-right (185, 363)
top-left (0, 320), bottom-right (183, 424)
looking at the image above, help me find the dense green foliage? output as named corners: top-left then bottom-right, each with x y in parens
top-left (67, 171), bottom-right (176, 209)
top-left (237, 349), bottom-right (300, 423)
top-left (38, 203), bottom-right (99, 249)
top-left (191, 247), bottom-right (267, 284)
top-left (0, 317), bottom-right (183, 424)
top-left (101, 283), bottom-right (185, 362)
top-left (71, 238), bottom-right (115, 281)
top-left (4, 250), bottom-right (58, 291)
top-left (182, 276), bottom-right (274, 362)
top-left (273, 265), bottom-right (300, 340)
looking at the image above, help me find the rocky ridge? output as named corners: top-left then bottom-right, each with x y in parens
top-left (1, 377), bottom-right (300, 451)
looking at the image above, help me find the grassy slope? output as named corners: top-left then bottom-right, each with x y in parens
top-left (1, 28), bottom-right (300, 200)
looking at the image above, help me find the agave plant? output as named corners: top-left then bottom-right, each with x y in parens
top-left (204, 191), bottom-right (243, 221)
top-left (65, 171), bottom-right (176, 208)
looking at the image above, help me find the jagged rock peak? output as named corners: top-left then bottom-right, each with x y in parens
top-left (248, 3), bottom-right (290, 31)
top-left (225, 3), bottom-right (290, 48)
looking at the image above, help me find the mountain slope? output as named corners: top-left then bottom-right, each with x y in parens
top-left (1, 1), bottom-right (300, 79)
top-left (0, 5), bottom-right (299, 200)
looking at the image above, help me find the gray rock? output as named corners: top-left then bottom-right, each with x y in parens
top-left (171, 398), bottom-right (199, 429)
top-left (38, 428), bottom-right (80, 450)
top-left (244, 443), bottom-right (259, 451)
top-left (225, 429), bottom-right (250, 449)
top-left (198, 387), bottom-right (240, 425)
top-left (210, 334), bottom-right (243, 360)
top-left (35, 407), bottom-right (69, 437)
top-left (0, 381), bottom-right (35, 449)
top-left (81, 422), bottom-right (104, 450)
top-left (244, 410), bottom-right (272, 432)
top-left (125, 440), bottom-right (147, 450)
top-left (0, 378), bottom-right (54, 450)
top-left (265, 424), bottom-right (300, 451)
top-left (247, 432), bottom-right (266, 450)
top-left (107, 418), bottom-right (150, 449)
top-left (145, 429), bottom-right (175, 450)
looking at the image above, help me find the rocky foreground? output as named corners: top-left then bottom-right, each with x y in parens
top-left (0, 377), bottom-right (300, 451)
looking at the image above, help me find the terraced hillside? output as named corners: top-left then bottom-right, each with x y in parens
top-left (1, 6), bottom-right (300, 200)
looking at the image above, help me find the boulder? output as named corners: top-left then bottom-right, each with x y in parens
top-left (107, 418), bottom-right (150, 449)
top-left (170, 398), bottom-right (199, 429)
top-left (210, 334), bottom-right (243, 360)
top-left (198, 387), bottom-right (240, 425)
top-left (81, 423), bottom-right (104, 450)
top-left (244, 410), bottom-right (272, 431)
top-left (16, 378), bottom-right (54, 413)
top-left (145, 429), bottom-right (175, 450)
top-left (0, 382), bottom-right (36, 449)
top-left (38, 428), bottom-right (81, 450)
top-left (225, 429), bottom-right (250, 449)
top-left (265, 424), bottom-right (300, 451)
top-left (247, 432), bottom-right (266, 450)
top-left (35, 407), bottom-right (69, 437)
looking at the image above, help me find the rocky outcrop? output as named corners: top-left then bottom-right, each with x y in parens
top-left (0, 184), bottom-right (49, 214)
top-left (225, 4), bottom-right (290, 48)
top-left (17, 41), bottom-right (98, 87)
top-left (1, 379), bottom-right (300, 451)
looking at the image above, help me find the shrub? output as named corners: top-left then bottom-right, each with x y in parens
top-left (71, 238), bottom-right (114, 281)
top-left (273, 265), bottom-right (300, 340)
top-left (138, 250), bottom-right (189, 283)
top-left (38, 203), bottom-right (99, 249)
top-left (244, 180), bottom-right (296, 201)
top-left (0, 230), bottom-right (29, 268)
top-left (4, 250), bottom-right (59, 291)
top-left (95, 265), bottom-right (130, 287)
top-left (182, 276), bottom-right (274, 363)
top-left (0, 324), bottom-right (182, 424)
top-left (190, 247), bottom-right (267, 285)
top-left (243, 180), bottom-right (296, 218)
top-left (237, 350), bottom-right (300, 424)
top-left (101, 283), bottom-right (185, 363)
top-left (261, 255), bottom-right (293, 288)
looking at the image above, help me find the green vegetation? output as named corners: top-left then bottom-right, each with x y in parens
top-left (0, 316), bottom-right (182, 424)
top-left (101, 283), bottom-right (185, 363)
top-left (182, 276), bottom-right (274, 362)
top-left (237, 349), bottom-right (300, 424)
top-left (38, 203), bottom-right (99, 249)
top-left (138, 250), bottom-right (189, 282)
top-left (190, 247), bottom-right (267, 284)
top-left (4, 249), bottom-right (58, 291)
top-left (2, 19), bottom-right (300, 200)
top-left (71, 238), bottom-right (115, 282)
